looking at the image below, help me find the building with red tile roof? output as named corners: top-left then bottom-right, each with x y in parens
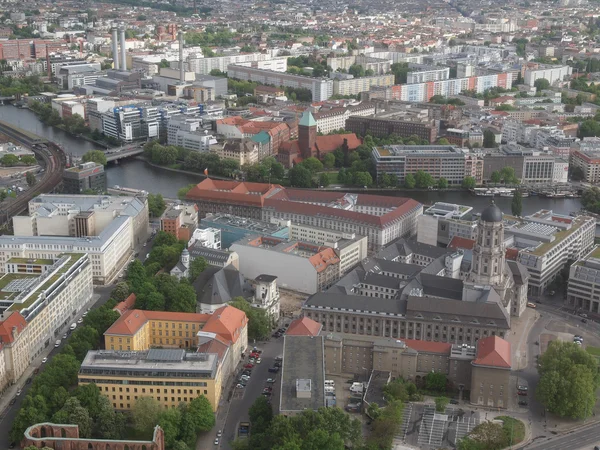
top-left (448, 236), bottom-right (476, 250)
top-left (187, 179), bottom-right (422, 251)
top-left (470, 336), bottom-right (511, 408)
top-left (286, 317), bottom-right (322, 336)
top-left (113, 293), bottom-right (136, 316)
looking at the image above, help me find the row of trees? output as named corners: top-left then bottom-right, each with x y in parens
top-left (10, 297), bottom-right (122, 442)
top-left (147, 193), bottom-right (166, 218)
top-left (0, 154), bottom-right (36, 166)
top-left (489, 167), bottom-right (519, 185)
top-left (244, 157), bottom-right (285, 183)
top-left (232, 398), bottom-right (362, 450)
top-left (0, 75), bottom-right (55, 97)
top-left (133, 396), bottom-right (214, 450)
top-left (582, 186), bottom-right (600, 214)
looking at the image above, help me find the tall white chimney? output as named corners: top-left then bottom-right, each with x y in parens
top-left (119, 27), bottom-right (127, 71)
top-left (178, 31), bottom-right (184, 83)
top-left (111, 27), bottom-right (119, 70)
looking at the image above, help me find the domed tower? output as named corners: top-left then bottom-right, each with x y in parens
top-left (181, 248), bottom-right (190, 269)
top-left (470, 201), bottom-right (505, 286)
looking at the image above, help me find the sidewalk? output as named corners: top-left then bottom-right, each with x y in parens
top-left (0, 293), bottom-right (101, 415)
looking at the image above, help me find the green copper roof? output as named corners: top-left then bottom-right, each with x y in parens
top-left (251, 131), bottom-right (271, 144)
top-left (299, 110), bottom-right (317, 127)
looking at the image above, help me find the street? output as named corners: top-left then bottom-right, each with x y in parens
top-left (525, 422), bottom-right (600, 450)
top-left (208, 335), bottom-right (284, 450)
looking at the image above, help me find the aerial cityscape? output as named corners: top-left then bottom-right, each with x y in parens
top-left (1, 0), bottom-right (600, 449)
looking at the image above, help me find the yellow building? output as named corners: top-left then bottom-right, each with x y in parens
top-left (79, 349), bottom-right (222, 411)
top-left (84, 305), bottom-right (248, 412)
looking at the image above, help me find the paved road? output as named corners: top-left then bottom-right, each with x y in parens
top-left (524, 423), bottom-right (600, 450)
top-left (217, 336), bottom-right (284, 450)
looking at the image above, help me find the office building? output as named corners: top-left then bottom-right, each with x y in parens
top-left (62, 162), bottom-right (107, 195)
top-left (226, 65), bottom-right (333, 101)
top-left (346, 114), bottom-right (437, 143)
top-left (567, 246), bottom-right (600, 313)
top-left (0, 253), bottom-right (92, 394)
top-left (505, 211), bottom-right (596, 296)
top-left (371, 145), bottom-right (470, 185)
top-left (101, 104), bottom-right (159, 142)
top-left (8, 195), bottom-right (149, 284)
top-left (279, 335), bottom-right (326, 415)
top-left (231, 236), bottom-right (341, 294)
top-left (200, 213), bottom-right (289, 249)
top-left (167, 115), bottom-right (217, 152)
top-left (417, 202), bottom-right (476, 247)
top-left (482, 146), bottom-right (568, 184)
top-left (186, 179), bottom-right (423, 250)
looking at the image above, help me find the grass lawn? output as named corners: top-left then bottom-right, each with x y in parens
top-left (497, 416), bottom-right (525, 445)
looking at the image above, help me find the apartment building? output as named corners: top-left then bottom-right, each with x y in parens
top-left (0, 253), bottom-right (93, 391)
top-left (524, 65), bottom-right (572, 87)
top-left (186, 179), bottom-right (423, 250)
top-left (371, 145), bottom-right (470, 185)
top-left (346, 114), bottom-right (437, 143)
top-left (332, 75), bottom-right (394, 97)
top-left (187, 53), bottom-right (285, 75)
top-left (226, 65), bottom-right (334, 101)
top-left (313, 103), bottom-right (375, 134)
top-left (407, 66), bottom-right (450, 84)
top-left (570, 149), bottom-right (600, 183)
top-left (231, 236), bottom-right (341, 294)
top-left (160, 203), bottom-right (199, 241)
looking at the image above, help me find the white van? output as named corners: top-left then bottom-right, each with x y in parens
top-left (325, 380), bottom-right (335, 387)
top-left (324, 386), bottom-right (335, 393)
top-left (350, 382), bottom-right (364, 394)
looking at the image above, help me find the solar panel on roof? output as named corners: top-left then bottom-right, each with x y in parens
top-left (147, 349), bottom-right (185, 361)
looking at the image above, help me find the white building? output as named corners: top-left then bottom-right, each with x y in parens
top-left (189, 227), bottom-right (221, 249)
top-left (567, 246), bottom-right (600, 313)
top-left (167, 115), bottom-right (218, 152)
top-left (332, 75), bottom-right (394, 97)
top-left (524, 65), bottom-right (572, 87)
top-left (252, 274), bottom-right (280, 324)
top-left (407, 66), bottom-right (450, 84)
top-left (0, 253), bottom-right (93, 392)
top-left (313, 103), bottom-right (376, 134)
top-left (187, 53), bottom-right (287, 75)
top-left (417, 202), bottom-right (477, 247)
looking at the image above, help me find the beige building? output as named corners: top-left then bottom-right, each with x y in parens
top-left (469, 336), bottom-right (511, 408)
top-left (210, 139), bottom-right (258, 166)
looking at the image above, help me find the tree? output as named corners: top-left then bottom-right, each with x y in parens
top-left (189, 256), bottom-right (208, 281)
top-left (96, 396), bottom-right (124, 439)
top-left (132, 396), bottom-right (162, 436)
top-left (579, 119), bottom-right (600, 138)
top-left (74, 383), bottom-right (101, 419)
top-left (147, 193), bottom-right (166, 218)
top-left (83, 306), bottom-right (120, 337)
top-left (82, 150), bottom-right (107, 166)
top-left (187, 395), bottom-right (216, 432)
top-left (26, 171), bottom-right (36, 187)
top-left (404, 173), bottom-right (416, 189)
top-left (437, 178), bottom-right (448, 189)
top-left (353, 171), bottom-right (373, 187)
top-left (322, 153), bottom-right (335, 169)
top-left (534, 77), bottom-right (550, 92)
top-left (483, 129), bottom-right (496, 148)
top-left (301, 157), bottom-right (323, 174)
top-left (127, 259), bottom-right (148, 292)
top-left (112, 282), bottom-right (131, 303)
top-left (289, 165), bottom-right (313, 188)
top-left (178, 183), bottom-right (197, 200)
top-left (229, 297), bottom-right (271, 339)
top-left (500, 166), bottom-right (518, 184)
top-left (1, 154), bottom-right (19, 166)
top-left (249, 396), bottom-right (273, 435)
top-left (437, 138), bottom-right (450, 145)
top-left (424, 372), bottom-right (447, 392)
top-left (319, 173), bottom-right (330, 187)
top-left (511, 190), bottom-right (523, 216)
top-left (414, 170), bottom-right (434, 188)
top-left (490, 171), bottom-right (501, 183)
top-left (158, 407), bottom-right (182, 448)
top-left (435, 396), bottom-right (449, 412)
top-left (348, 64), bottom-right (365, 78)
top-left (536, 340), bottom-right (600, 419)
top-left (58, 397), bottom-right (92, 437)
top-left (21, 155), bottom-right (36, 165)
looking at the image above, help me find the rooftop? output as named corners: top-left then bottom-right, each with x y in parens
top-left (373, 145), bottom-right (466, 159)
top-left (280, 335), bottom-right (325, 413)
top-left (473, 336), bottom-right (511, 369)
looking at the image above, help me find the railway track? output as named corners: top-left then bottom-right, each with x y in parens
top-left (0, 121), bottom-right (66, 225)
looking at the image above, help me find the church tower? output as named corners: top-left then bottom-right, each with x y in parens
top-left (470, 201), bottom-right (505, 286)
top-left (298, 110), bottom-right (317, 159)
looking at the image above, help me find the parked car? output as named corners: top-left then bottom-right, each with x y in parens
top-left (275, 356), bottom-right (283, 362)
top-left (582, 318), bottom-right (588, 323)
top-left (268, 367), bottom-right (280, 373)
top-left (450, 399), bottom-right (459, 405)
top-left (244, 363), bottom-right (254, 369)
top-left (236, 384), bottom-right (245, 389)
top-left (41, 357), bottom-right (48, 364)
top-left (580, 313), bottom-right (588, 318)
top-left (256, 358), bottom-right (262, 364)
top-left (77, 318), bottom-right (83, 324)
top-left (274, 361), bottom-right (282, 367)
top-left (266, 378), bottom-right (276, 384)
top-left (252, 347), bottom-right (262, 353)
top-left (518, 390), bottom-right (528, 396)
top-left (518, 400), bottom-right (528, 406)
top-left (214, 438), bottom-right (219, 445)
top-left (263, 387), bottom-right (273, 393)
top-left (517, 385), bottom-right (528, 391)
top-left (217, 430), bottom-right (222, 438)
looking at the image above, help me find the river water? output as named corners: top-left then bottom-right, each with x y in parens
top-left (0, 105), bottom-right (585, 216)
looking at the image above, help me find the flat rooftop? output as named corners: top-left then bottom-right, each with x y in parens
top-left (373, 145), bottom-right (466, 158)
top-left (80, 349), bottom-right (218, 377)
top-left (202, 213), bottom-right (289, 235)
top-left (280, 335), bottom-right (325, 413)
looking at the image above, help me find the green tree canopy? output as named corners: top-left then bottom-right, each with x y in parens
top-left (511, 190), bottom-right (523, 216)
top-left (82, 150), bottom-right (107, 166)
top-left (536, 340), bottom-right (600, 418)
top-left (414, 170), bottom-right (435, 188)
top-left (534, 77), bottom-right (550, 92)
top-left (229, 297), bottom-right (271, 339)
top-left (289, 165), bottom-right (313, 188)
top-left (404, 173), bottom-right (416, 189)
top-left (132, 396), bottom-right (162, 436)
top-left (483, 129), bottom-right (497, 148)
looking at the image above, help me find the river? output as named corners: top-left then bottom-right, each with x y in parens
top-left (0, 105), bottom-right (585, 216)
